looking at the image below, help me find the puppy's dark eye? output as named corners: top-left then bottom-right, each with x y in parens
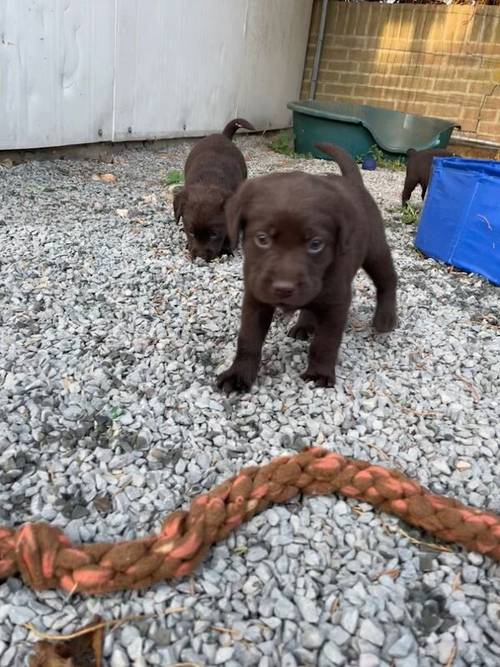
top-left (254, 232), bottom-right (272, 249)
top-left (307, 238), bottom-right (324, 254)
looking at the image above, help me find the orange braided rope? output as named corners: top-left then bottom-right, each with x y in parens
top-left (0, 448), bottom-right (499, 595)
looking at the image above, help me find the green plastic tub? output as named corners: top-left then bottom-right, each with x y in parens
top-left (287, 100), bottom-right (458, 162)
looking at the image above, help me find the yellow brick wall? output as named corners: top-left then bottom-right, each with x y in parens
top-left (301, 2), bottom-right (500, 142)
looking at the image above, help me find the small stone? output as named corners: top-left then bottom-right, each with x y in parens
top-left (321, 642), bottom-right (345, 665)
top-left (359, 619), bottom-right (384, 647)
top-left (329, 626), bottom-right (350, 646)
top-left (8, 606), bottom-right (35, 625)
top-left (359, 655), bottom-right (380, 667)
top-left (419, 554), bottom-right (435, 572)
top-left (295, 595), bottom-right (320, 623)
top-left (0, 646), bottom-right (16, 666)
top-left (274, 594), bottom-right (297, 620)
top-left (437, 636), bottom-right (455, 664)
top-left (388, 633), bottom-right (415, 658)
top-left (302, 624), bottom-right (325, 649)
top-left (431, 459), bottom-right (451, 475)
top-left (127, 636), bottom-right (143, 660)
top-left (242, 576), bottom-right (261, 596)
top-left (468, 552), bottom-right (484, 566)
top-left (340, 608), bottom-right (359, 634)
top-left (203, 578), bottom-right (221, 596)
top-left (120, 626), bottom-right (141, 646)
top-left (486, 603), bottom-right (500, 626)
top-left (266, 510), bottom-right (280, 527)
top-left (62, 406), bottom-right (83, 421)
top-left (246, 546), bottom-right (268, 562)
top-left (462, 565), bottom-right (479, 584)
top-left (214, 646), bottom-right (234, 664)
top-left (281, 654), bottom-right (298, 667)
top-left (448, 601), bottom-right (473, 618)
top-left (110, 647), bottom-right (129, 667)
top-left (388, 602), bottom-right (405, 622)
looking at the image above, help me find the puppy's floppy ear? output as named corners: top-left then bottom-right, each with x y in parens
top-left (215, 188), bottom-right (233, 211)
top-left (224, 182), bottom-right (249, 250)
top-left (173, 187), bottom-right (187, 222)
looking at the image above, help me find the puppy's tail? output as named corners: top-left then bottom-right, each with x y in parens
top-left (222, 118), bottom-right (255, 140)
top-left (315, 142), bottom-right (363, 187)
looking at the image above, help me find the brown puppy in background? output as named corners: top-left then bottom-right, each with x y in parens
top-left (174, 118), bottom-right (255, 261)
top-left (402, 148), bottom-right (455, 206)
top-left (217, 142), bottom-right (398, 393)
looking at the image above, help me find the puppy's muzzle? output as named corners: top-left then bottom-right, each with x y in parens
top-left (272, 280), bottom-right (296, 301)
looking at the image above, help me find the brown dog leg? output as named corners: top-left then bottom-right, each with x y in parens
top-left (401, 174), bottom-right (417, 207)
top-left (217, 295), bottom-right (274, 393)
top-left (288, 310), bottom-right (316, 341)
top-left (301, 299), bottom-right (351, 387)
top-left (363, 244), bottom-right (398, 333)
top-left (420, 180), bottom-right (427, 201)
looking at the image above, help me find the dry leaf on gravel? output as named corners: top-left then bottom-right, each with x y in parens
top-left (92, 173), bottom-right (117, 184)
top-left (29, 616), bottom-right (103, 667)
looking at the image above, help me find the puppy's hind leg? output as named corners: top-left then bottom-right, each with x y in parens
top-left (363, 242), bottom-right (398, 333)
top-left (288, 309), bottom-right (316, 340)
top-left (420, 179), bottom-right (428, 201)
top-left (401, 174), bottom-right (418, 207)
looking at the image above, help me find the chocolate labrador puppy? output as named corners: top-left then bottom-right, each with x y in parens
top-left (402, 148), bottom-right (455, 206)
top-left (217, 142), bottom-right (397, 392)
top-left (174, 118), bottom-right (255, 261)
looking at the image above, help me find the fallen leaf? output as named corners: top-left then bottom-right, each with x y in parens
top-left (142, 194), bottom-right (158, 205)
top-left (93, 495), bottom-right (113, 513)
top-left (115, 208), bottom-right (129, 219)
top-left (29, 616), bottom-right (103, 667)
top-left (456, 460), bottom-right (471, 471)
top-left (92, 173), bottom-right (117, 184)
top-left (376, 567), bottom-right (401, 581)
top-left (161, 190), bottom-right (174, 204)
top-left (161, 186), bottom-right (182, 204)
top-left (452, 573), bottom-right (461, 591)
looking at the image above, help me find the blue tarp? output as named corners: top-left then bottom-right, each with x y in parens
top-left (415, 158), bottom-right (500, 286)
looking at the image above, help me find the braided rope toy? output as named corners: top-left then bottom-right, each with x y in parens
top-left (0, 448), bottom-right (498, 595)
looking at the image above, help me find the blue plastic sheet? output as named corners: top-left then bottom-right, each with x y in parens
top-left (415, 158), bottom-right (500, 285)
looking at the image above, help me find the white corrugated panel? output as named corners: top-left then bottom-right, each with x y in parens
top-left (0, 0), bottom-right (312, 150)
top-left (0, 0), bottom-right (116, 150)
top-left (113, 0), bottom-right (313, 141)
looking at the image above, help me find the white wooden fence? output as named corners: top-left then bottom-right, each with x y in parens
top-left (0, 0), bottom-right (312, 150)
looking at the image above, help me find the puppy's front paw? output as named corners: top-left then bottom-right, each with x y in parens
top-left (373, 308), bottom-right (398, 333)
top-left (288, 323), bottom-right (314, 341)
top-left (301, 369), bottom-right (336, 388)
top-left (217, 365), bottom-right (256, 394)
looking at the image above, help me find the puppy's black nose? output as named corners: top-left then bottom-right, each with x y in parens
top-left (273, 281), bottom-right (295, 300)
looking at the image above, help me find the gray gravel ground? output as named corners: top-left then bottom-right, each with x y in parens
top-left (0, 135), bottom-right (499, 666)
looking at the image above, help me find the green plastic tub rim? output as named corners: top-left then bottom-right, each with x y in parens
top-left (288, 99), bottom-right (458, 158)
